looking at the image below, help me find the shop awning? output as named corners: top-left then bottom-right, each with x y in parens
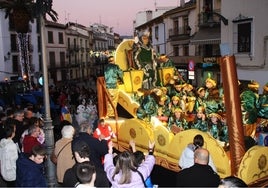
top-left (190, 27), bottom-right (220, 45)
top-left (170, 39), bottom-right (190, 45)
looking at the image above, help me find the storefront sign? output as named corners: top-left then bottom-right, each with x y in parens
top-left (203, 57), bottom-right (217, 63)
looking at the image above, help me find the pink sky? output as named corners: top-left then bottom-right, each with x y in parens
top-left (52, 0), bottom-right (179, 35)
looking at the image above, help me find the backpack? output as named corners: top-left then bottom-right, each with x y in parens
top-left (0, 141), bottom-right (18, 181)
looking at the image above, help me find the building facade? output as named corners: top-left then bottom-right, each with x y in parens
top-left (221, 0), bottom-right (268, 88)
top-left (0, 10), bottom-right (122, 84)
top-left (0, 10), bottom-right (39, 83)
top-left (133, 0), bottom-right (268, 89)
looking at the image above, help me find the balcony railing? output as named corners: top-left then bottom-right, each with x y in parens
top-left (169, 26), bottom-right (191, 37)
top-left (67, 45), bottom-right (80, 52)
top-left (198, 9), bottom-right (222, 27)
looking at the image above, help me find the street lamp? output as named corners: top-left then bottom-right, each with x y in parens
top-left (40, 16), bottom-right (56, 186)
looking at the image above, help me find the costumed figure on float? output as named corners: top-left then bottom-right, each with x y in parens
top-left (256, 83), bottom-right (268, 132)
top-left (240, 80), bottom-right (259, 138)
top-left (104, 56), bottom-right (124, 118)
top-left (133, 30), bottom-right (158, 89)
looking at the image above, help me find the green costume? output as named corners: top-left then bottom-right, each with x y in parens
top-left (134, 43), bottom-right (157, 89)
top-left (136, 95), bottom-right (158, 121)
top-left (168, 116), bottom-right (189, 130)
top-left (191, 118), bottom-right (209, 132)
top-left (104, 62), bottom-right (124, 117)
top-left (209, 124), bottom-right (219, 139)
top-left (194, 97), bottom-right (206, 113)
top-left (104, 63), bottom-right (124, 89)
top-left (240, 90), bottom-right (258, 124)
top-left (160, 59), bottom-right (174, 68)
top-left (204, 99), bottom-right (221, 114)
top-left (219, 124), bottom-right (229, 143)
top-left (257, 94), bottom-right (268, 119)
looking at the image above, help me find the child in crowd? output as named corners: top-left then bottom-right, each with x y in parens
top-left (207, 113), bottom-right (222, 140)
top-left (190, 106), bottom-right (208, 132)
top-left (168, 108), bottom-right (189, 134)
top-left (75, 161), bottom-right (96, 188)
top-left (16, 145), bottom-right (47, 187)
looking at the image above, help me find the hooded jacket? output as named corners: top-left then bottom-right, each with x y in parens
top-left (0, 138), bottom-right (18, 181)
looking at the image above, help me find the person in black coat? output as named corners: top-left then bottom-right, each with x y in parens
top-left (176, 147), bottom-right (221, 187)
top-left (71, 121), bottom-right (108, 170)
top-left (11, 110), bottom-right (27, 150)
top-left (63, 140), bottom-right (110, 187)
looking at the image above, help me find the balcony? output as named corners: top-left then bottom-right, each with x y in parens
top-left (168, 26), bottom-right (191, 41)
top-left (198, 9), bottom-right (226, 28)
top-left (67, 45), bottom-right (80, 52)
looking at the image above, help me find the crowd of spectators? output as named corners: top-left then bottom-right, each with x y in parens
top-left (0, 109), bottom-right (248, 187)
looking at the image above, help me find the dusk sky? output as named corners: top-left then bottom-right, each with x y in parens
top-left (52, 0), bottom-right (179, 35)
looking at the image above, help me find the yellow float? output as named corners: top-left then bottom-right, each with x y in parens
top-left (97, 40), bottom-right (268, 186)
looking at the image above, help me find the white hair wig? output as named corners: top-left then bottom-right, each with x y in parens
top-left (61, 125), bottom-right (75, 138)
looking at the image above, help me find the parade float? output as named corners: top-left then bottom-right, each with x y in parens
top-left (97, 39), bottom-right (268, 186)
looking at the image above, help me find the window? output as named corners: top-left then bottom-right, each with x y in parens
top-left (67, 38), bottom-right (70, 48)
top-left (183, 16), bottom-right (189, 34)
top-left (74, 38), bottom-right (77, 49)
top-left (174, 46), bottom-right (179, 56)
top-left (36, 19), bottom-right (40, 33)
top-left (12, 55), bottom-right (19, 72)
top-left (70, 70), bottom-right (73, 79)
top-left (38, 36), bottom-right (41, 52)
top-left (173, 19), bottom-right (179, 35)
top-left (85, 40), bottom-right (88, 48)
top-left (48, 31), bottom-right (53, 43)
top-left (49, 52), bottom-right (56, 67)
top-left (48, 51), bottom-right (57, 82)
top-left (60, 52), bottom-right (65, 67)
top-left (183, 45), bottom-right (189, 56)
top-left (9, 16), bottom-right (15, 31)
top-left (58, 32), bottom-right (64, 44)
top-left (237, 22), bottom-right (251, 53)
top-left (11, 34), bottom-right (18, 52)
top-left (155, 26), bottom-right (159, 39)
top-left (233, 16), bottom-right (253, 54)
